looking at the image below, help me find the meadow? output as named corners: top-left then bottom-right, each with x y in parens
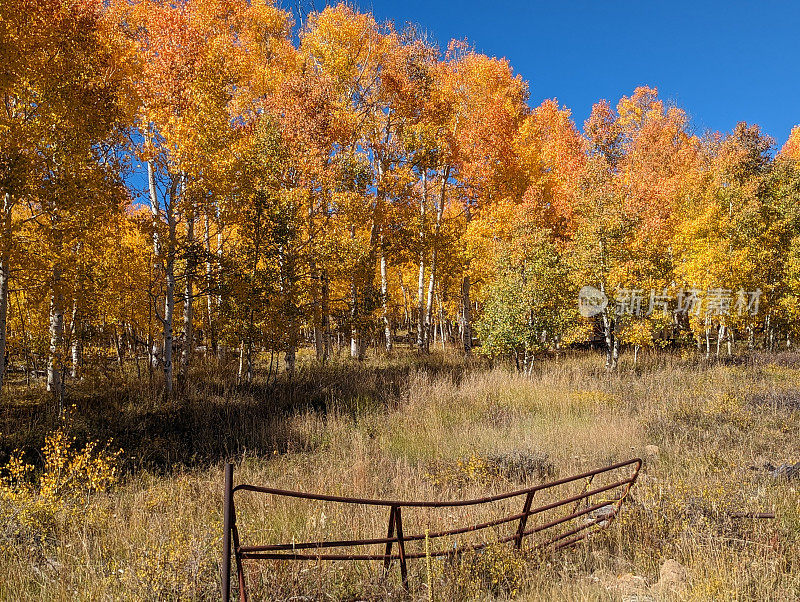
top-left (1, 349), bottom-right (799, 601)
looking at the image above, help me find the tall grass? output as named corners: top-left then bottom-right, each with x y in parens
top-left (0, 350), bottom-right (798, 600)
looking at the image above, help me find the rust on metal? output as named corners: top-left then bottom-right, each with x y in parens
top-left (221, 457), bottom-right (642, 601)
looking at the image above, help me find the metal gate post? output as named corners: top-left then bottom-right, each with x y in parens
top-left (514, 491), bottom-right (535, 549)
top-left (222, 463), bottom-right (234, 602)
top-left (383, 507), bottom-right (396, 575)
top-left (394, 507), bottom-right (408, 589)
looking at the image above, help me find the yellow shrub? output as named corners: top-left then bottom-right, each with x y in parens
top-left (0, 424), bottom-right (122, 551)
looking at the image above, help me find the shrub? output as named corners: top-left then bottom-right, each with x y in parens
top-left (0, 421), bottom-right (122, 552)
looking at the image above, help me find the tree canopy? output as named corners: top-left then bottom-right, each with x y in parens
top-left (2, 1), bottom-right (799, 396)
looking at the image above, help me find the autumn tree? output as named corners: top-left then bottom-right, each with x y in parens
top-left (571, 87), bottom-right (697, 368)
top-left (440, 45), bottom-right (529, 355)
top-left (111, 0), bottom-right (290, 392)
top-left (673, 124), bottom-right (775, 354)
top-left (0, 0), bottom-right (130, 397)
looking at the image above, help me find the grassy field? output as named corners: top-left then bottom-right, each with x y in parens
top-left (1, 350), bottom-right (799, 601)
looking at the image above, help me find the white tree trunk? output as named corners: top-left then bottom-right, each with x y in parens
top-left (182, 199), bottom-right (194, 376)
top-left (399, 277), bottom-right (410, 337)
top-left (350, 331), bottom-right (362, 359)
top-left (321, 272), bottom-right (331, 361)
top-left (163, 241), bottom-right (175, 395)
top-left (0, 248), bottom-right (9, 395)
top-left (148, 161), bottom-right (162, 369)
top-left (149, 162), bottom-right (177, 395)
top-left (417, 171), bottom-right (427, 350)
top-left (204, 212), bottom-right (216, 358)
top-left (461, 203), bottom-right (472, 356)
top-left (237, 339), bottom-right (245, 384)
top-left (0, 193), bottom-right (13, 395)
top-left (70, 300), bottom-right (80, 378)
top-left (601, 308), bottom-right (616, 370)
top-left (216, 205), bottom-right (225, 360)
top-left (425, 167), bottom-right (447, 352)
top-left (438, 293), bottom-right (446, 352)
top-left (349, 225), bottom-right (362, 359)
top-left (47, 266), bottom-right (65, 397)
top-left (461, 275), bottom-right (472, 355)
top-left (380, 232), bottom-right (392, 351)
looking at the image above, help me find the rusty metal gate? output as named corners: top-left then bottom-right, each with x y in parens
top-left (221, 457), bottom-right (642, 601)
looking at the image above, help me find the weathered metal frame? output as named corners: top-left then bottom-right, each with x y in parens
top-left (221, 457), bottom-right (642, 602)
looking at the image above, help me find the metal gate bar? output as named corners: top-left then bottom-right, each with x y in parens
top-left (222, 457), bottom-right (642, 601)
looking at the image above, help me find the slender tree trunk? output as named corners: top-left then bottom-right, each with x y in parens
top-left (425, 276), bottom-right (436, 351)
top-left (203, 212), bottom-right (217, 358)
top-left (424, 274), bottom-right (435, 352)
top-left (12, 289), bottom-right (26, 386)
top-left (182, 198), bottom-right (194, 378)
top-left (425, 167), bottom-right (448, 353)
top-left (70, 300), bottom-right (81, 378)
top-left (47, 266), bottom-right (65, 398)
top-left (314, 318), bottom-right (325, 360)
top-left (163, 242), bottom-right (175, 395)
top-left (237, 339), bottom-right (245, 384)
top-left (112, 324), bottom-right (124, 374)
top-left (601, 309), bottom-right (617, 370)
top-left (0, 248), bottom-right (9, 396)
top-left (349, 223), bottom-right (362, 359)
top-left (461, 204), bottom-right (472, 356)
top-left (161, 176), bottom-right (178, 397)
top-left (215, 204), bottom-right (225, 360)
top-left (438, 292), bottom-right (446, 352)
top-left (308, 197), bottom-right (326, 362)
top-left (380, 232), bottom-right (392, 351)
top-left (243, 196), bottom-right (264, 383)
top-left (399, 276), bottom-right (410, 341)
top-left (278, 242), bottom-right (297, 375)
top-left (417, 171), bottom-right (427, 351)
top-left (461, 275), bottom-right (472, 356)
top-left (133, 325), bottom-right (142, 380)
top-left (350, 328), bottom-right (361, 359)
top-left (68, 241), bottom-right (84, 380)
top-left (321, 270), bottom-right (331, 361)
top-left (147, 327), bottom-right (155, 374)
top-left (147, 161), bottom-right (162, 369)
top-left (245, 331), bottom-right (254, 383)
top-left (0, 193), bottom-right (13, 395)
top-left (417, 258), bottom-right (425, 350)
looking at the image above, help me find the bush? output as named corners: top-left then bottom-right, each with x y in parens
top-left (0, 419), bottom-right (122, 552)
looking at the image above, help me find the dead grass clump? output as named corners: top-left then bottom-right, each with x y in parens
top-left (747, 389), bottom-right (800, 412)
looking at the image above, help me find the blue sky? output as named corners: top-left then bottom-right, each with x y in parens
top-left (344, 0), bottom-right (799, 149)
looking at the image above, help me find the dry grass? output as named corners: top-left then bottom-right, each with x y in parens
top-left (1, 350), bottom-right (799, 600)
